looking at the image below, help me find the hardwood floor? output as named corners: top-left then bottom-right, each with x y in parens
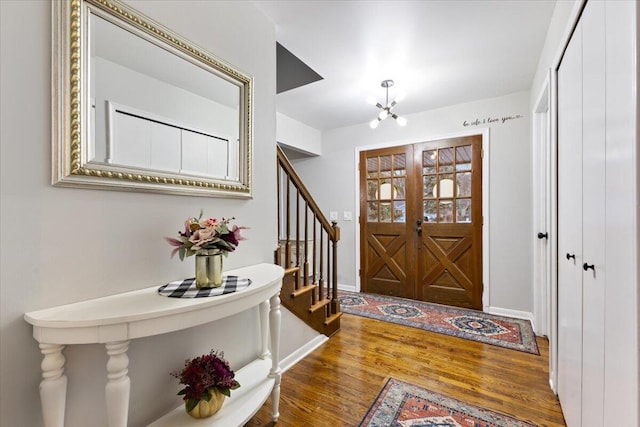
top-left (247, 313), bottom-right (566, 427)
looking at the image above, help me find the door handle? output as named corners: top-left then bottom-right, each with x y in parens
top-left (537, 232), bottom-right (548, 239)
top-left (566, 253), bottom-right (575, 260)
top-left (583, 263), bottom-right (595, 272)
top-left (416, 219), bottom-right (422, 234)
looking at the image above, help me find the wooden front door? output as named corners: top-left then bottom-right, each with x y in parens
top-left (414, 136), bottom-right (483, 309)
top-left (359, 145), bottom-right (417, 298)
top-left (360, 136), bottom-right (483, 309)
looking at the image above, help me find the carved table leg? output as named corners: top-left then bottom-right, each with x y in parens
top-left (39, 343), bottom-right (67, 427)
top-left (268, 293), bottom-right (282, 422)
top-left (259, 300), bottom-right (271, 359)
top-left (105, 341), bottom-right (130, 427)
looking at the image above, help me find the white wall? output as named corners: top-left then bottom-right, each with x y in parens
top-left (0, 1), bottom-right (278, 426)
top-left (530, 0), bottom-right (580, 107)
top-left (292, 91), bottom-right (533, 313)
top-left (276, 112), bottom-right (322, 155)
top-left (528, 0), bottom-right (580, 386)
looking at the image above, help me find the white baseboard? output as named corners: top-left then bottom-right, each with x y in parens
top-left (487, 306), bottom-right (535, 325)
top-left (279, 335), bottom-right (328, 373)
top-left (337, 283), bottom-right (356, 292)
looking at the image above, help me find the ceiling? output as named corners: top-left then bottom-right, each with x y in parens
top-left (254, 0), bottom-right (556, 131)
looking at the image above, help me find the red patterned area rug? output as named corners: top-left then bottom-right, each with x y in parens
top-left (360, 378), bottom-right (537, 427)
top-left (338, 291), bottom-right (539, 355)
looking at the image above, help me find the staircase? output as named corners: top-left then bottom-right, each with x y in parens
top-left (275, 146), bottom-right (342, 336)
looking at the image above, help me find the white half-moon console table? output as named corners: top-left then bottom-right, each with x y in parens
top-left (24, 263), bottom-right (284, 427)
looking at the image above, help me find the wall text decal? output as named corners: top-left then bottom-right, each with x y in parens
top-left (463, 114), bottom-right (523, 127)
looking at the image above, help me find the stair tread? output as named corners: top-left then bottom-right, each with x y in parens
top-left (292, 284), bottom-right (316, 298)
top-left (324, 311), bottom-right (343, 325)
top-left (284, 266), bottom-right (300, 275)
top-left (309, 298), bottom-right (331, 313)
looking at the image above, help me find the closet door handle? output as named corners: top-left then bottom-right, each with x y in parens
top-left (537, 232), bottom-right (548, 239)
top-left (583, 263), bottom-right (595, 272)
top-left (566, 253), bottom-right (575, 260)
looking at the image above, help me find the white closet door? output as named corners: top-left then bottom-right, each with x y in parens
top-left (603, 0), bottom-right (638, 423)
top-left (181, 130), bottom-right (228, 178)
top-left (112, 112), bottom-right (181, 172)
top-left (112, 112), bottom-right (152, 169)
top-left (149, 121), bottom-right (181, 173)
top-left (557, 20), bottom-right (583, 427)
top-left (580, 1), bottom-right (606, 425)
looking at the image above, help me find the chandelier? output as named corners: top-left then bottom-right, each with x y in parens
top-left (367, 79), bottom-right (407, 129)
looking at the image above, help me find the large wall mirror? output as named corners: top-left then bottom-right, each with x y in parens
top-left (53, 0), bottom-right (253, 197)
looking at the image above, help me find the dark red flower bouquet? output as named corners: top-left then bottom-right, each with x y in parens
top-left (171, 350), bottom-right (241, 412)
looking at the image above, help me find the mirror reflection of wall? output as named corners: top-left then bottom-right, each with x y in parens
top-left (53, 0), bottom-right (253, 197)
top-left (89, 12), bottom-right (240, 180)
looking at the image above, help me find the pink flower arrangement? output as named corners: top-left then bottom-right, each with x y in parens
top-left (165, 211), bottom-right (247, 260)
top-left (171, 350), bottom-right (240, 412)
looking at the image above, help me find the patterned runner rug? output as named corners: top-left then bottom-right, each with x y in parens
top-left (360, 378), bottom-right (537, 427)
top-left (338, 291), bottom-right (539, 355)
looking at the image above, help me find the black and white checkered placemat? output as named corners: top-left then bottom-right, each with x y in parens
top-left (157, 276), bottom-right (252, 298)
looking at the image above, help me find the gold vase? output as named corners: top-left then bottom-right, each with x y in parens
top-left (186, 388), bottom-right (226, 419)
top-left (195, 254), bottom-right (223, 289)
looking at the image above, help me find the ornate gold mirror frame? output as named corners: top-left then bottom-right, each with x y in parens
top-left (52, 0), bottom-right (253, 197)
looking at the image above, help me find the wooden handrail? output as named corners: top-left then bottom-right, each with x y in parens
top-left (276, 145), bottom-right (341, 336)
top-left (277, 146), bottom-right (338, 242)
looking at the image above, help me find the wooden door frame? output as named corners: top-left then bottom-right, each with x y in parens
top-left (354, 128), bottom-right (491, 311)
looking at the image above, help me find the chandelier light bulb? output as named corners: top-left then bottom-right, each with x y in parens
top-left (368, 79), bottom-right (405, 130)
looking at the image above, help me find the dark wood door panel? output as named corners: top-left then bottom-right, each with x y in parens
top-left (421, 235), bottom-right (474, 287)
top-left (363, 224), bottom-right (414, 298)
top-left (418, 227), bottom-right (477, 308)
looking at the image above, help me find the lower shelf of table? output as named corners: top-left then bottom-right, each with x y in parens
top-left (148, 357), bottom-right (275, 427)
